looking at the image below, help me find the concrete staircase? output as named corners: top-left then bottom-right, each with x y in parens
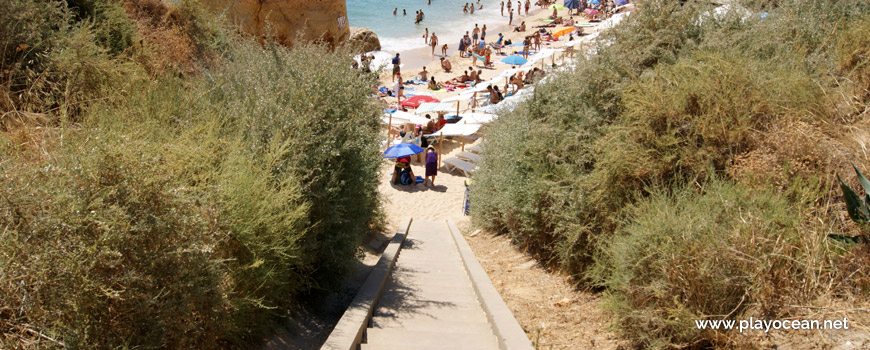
top-left (361, 221), bottom-right (498, 350)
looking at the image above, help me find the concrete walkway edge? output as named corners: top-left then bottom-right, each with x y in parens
top-left (321, 217), bottom-right (413, 350)
top-left (446, 219), bottom-right (535, 350)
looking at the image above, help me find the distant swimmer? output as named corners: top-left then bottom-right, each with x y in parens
top-left (403, 9), bottom-right (407, 15)
top-left (393, 7), bottom-right (397, 15)
top-left (470, 4), bottom-right (475, 14)
top-left (415, 10), bottom-right (424, 24)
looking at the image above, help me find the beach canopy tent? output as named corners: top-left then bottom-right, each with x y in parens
top-left (400, 95), bottom-right (439, 109)
top-left (429, 123), bottom-right (483, 137)
top-left (564, 0), bottom-right (580, 9)
top-left (501, 55), bottom-right (528, 65)
top-left (459, 112), bottom-right (498, 124)
top-left (382, 143), bottom-right (424, 158)
top-left (383, 110), bottom-right (430, 125)
top-left (416, 102), bottom-right (457, 114)
top-left (584, 8), bottom-right (599, 15)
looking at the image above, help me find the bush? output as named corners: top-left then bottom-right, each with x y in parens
top-left (589, 180), bottom-right (831, 349)
top-left (1, 30), bottom-right (383, 350)
top-left (0, 139), bottom-right (230, 349)
top-left (472, 0), bottom-right (869, 347)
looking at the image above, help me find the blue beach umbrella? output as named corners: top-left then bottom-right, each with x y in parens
top-left (382, 143), bottom-right (424, 159)
top-left (501, 55), bottom-right (528, 65)
top-left (564, 0), bottom-right (580, 9)
top-left (588, 0), bottom-right (600, 4)
top-left (615, 0), bottom-right (628, 6)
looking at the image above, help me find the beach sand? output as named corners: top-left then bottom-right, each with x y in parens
top-left (377, 4), bottom-right (591, 101)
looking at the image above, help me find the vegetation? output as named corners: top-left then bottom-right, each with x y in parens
top-left (471, 0), bottom-right (870, 348)
top-left (1, 0), bottom-right (382, 348)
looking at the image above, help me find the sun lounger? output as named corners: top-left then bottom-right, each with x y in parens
top-left (442, 157), bottom-right (477, 177)
top-left (456, 151), bottom-right (482, 163)
top-left (466, 144), bottom-right (484, 154)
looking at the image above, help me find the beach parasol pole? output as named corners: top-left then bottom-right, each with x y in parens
top-left (439, 132), bottom-right (444, 168)
top-left (386, 113), bottom-right (393, 148)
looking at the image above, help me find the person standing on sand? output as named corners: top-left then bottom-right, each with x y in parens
top-left (522, 36), bottom-right (531, 59)
top-left (525, 0), bottom-right (531, 15)
top-left (424, 145), bottom-right (438, 187)
top-left (501, 1), bottom-right (504, 16)
top-left (458, 35), bottom-right (467, 58)
top-left (472, 24), bottom-right (480, 43)
top-left (430, 33), bottom-right (438, 55)
top-left (507, 0), bottom-right (512, 14)
top-left (423, 28), bottom-right (429, 44)
top-left (391, 53), bottom-right (401, 81)
top-left (509, 9), bottom-right (514, 25)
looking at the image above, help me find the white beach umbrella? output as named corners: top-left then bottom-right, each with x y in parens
top-left (441, 91), bottom-right (475, 103)
top-left (416, 102), bottom-right (457, 114)
top-left (383, 110), bottom-right (431, 125)
top-left (459, 112), bottom-right (499, 124)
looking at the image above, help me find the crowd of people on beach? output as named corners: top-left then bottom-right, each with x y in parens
top-left (370, 0), bottom-right (636, 188)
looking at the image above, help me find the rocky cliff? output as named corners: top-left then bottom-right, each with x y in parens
top-left (348, 27), bottom-right (381, 52)
top-left (202, 0), bottom-right (350, 48)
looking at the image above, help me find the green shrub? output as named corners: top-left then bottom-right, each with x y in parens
top-left (589, 180), bottom-right (826, 349)
top-left (1, 32), bottom-right (383, 349)
top-left (0, 138), bottom-right (230, 349)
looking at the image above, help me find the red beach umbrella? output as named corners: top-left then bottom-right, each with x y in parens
top-left (400, 95), bottom-right (440, 109)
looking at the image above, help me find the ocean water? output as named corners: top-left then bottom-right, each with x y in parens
top-left (347, 0), bottom-right (519, 52)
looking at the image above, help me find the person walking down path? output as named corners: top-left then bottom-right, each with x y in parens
top-left (424, 145), bottom-right (438, 187)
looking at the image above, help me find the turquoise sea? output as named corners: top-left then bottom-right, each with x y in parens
top-left (347, 0), bottom-right (514, 52)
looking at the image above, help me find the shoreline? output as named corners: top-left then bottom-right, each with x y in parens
top-left (392, 6), bottom-right (550, 74)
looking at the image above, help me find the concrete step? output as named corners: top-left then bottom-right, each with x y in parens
top-left (379, 284), bottom-right (479, 302)
top-left (372, 308), bottom-right (488, 324)
top-left (391, 268), bottom-right (470, 279)
top-left (361, 342), bottom-right (498, 350)
top-left (371, 318), bottom-right (493, 335)
top-left (363, 329), bottom-right (498, 349)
